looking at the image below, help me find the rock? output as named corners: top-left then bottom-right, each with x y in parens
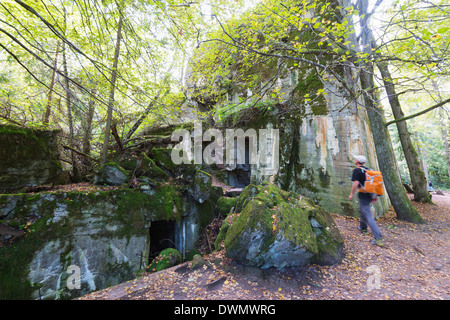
top-left (190, 254), bottom-right (206, 270)
top-left (224, 183), bottom-right (344, 269)
top-left (0, 124), bottom-right (62, 192)
top-left (217, 197), bottom-right (237, 216)
top-left (189, 170), bottom-right (213, 204)
top-left (224, 188), bottom-right (243, 197)
top-left (0, 223), bottom-right (24, 237)
top-left (436, 191), bottom-right (444, 196)
top-left (0, 174), bottom-right (219, 300)
top-left (118, 153), bottom-right (169, 180)
top-left (94, 163), bottom-right (129, 186)
top-left (434, 263), bottom-right (443, 270)
top-left (147, 248), bottom-right (181, 272)
top-left (214, 219), bottom-right (230, 251)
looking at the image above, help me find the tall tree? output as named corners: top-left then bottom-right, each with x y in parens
top-left (62, 8), bottom-right (81, 181)
top-left (82, 87), bottom-right (97, 160)
top-left (354, 0), bottom-right (424, 223)
top-left (433, 80), bottom-right (450, 179)
top-left (377, 61), bottom-right (431, 203)
top-left (43, 41), bottom-right (61, 124)
top-left (101, 12), bottom-right (123, 165)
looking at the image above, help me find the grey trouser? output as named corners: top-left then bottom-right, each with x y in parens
top-left (359, 197), bottom-right (382, 240)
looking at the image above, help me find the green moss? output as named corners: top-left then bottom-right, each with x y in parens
top-left (150, 148), bottom-right (177, 172)
top-left (186, 248), bottom-right (202, 261)
top-left (142, 156), bottom-right (169, 179)
top-left (0, 124), bottom-right (58, 148)
top-left (224, 183), bottom-right (344, 267)
top-left (217, 197), bottom-right (237, 216)
top-left (235, 184), bottom-right (259, 212)
top-left (194, 170), bottom-right (212, 192)
top-left (114, 190), bottom-right (149, 238)
top-left (147, 183), bottom-right (183, 221)
top-left (117, 156), bottom-right (138, 171)
top-left (0, 189), bottom-right (154, 299)
top-left (214, 220), bottom-right (230, 251)
top-left (306, 204), bottom-right (344, 263)
top-left (277, 202), bottom-right (318, 253)
top-left (146, 248), bottom-right (181, 272)
top-left (0, 193), bottom-right (64, 299)
top-left (224, 199), bottom-right (273, 258)
top-left (0, 124), bottom-right (62, 191)
top-left (197, 200), bottom-right (215, 229)
top-left (118, 153), bottom-right (169, 180)
top-left (99, 162), bottom-right (129, 177)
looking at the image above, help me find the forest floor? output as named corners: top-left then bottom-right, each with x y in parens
top-left (79, 191), bottom-right (449, 301)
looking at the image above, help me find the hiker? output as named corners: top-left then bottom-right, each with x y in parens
top-left (348, 155), bottom-right (384, 247)
top-left (428, 181), bottom-right (435, 192)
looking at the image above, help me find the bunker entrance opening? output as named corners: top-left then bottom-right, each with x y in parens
top-left (148, 220), bottom-right (176, 263)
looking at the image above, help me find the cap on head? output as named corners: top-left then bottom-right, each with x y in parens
top-left (354, 155), bottom-right (367, 164)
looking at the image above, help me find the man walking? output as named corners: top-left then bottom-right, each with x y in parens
top-left (349, 155), bottom-right (384, 247)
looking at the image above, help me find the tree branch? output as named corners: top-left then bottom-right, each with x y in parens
top-left (61, 144), bottom-right (99, 162)
top-left (385, 97), bottom-right (450, 127)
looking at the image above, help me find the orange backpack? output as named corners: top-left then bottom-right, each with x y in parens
top-left (358, 168), bottom-right (384, 196)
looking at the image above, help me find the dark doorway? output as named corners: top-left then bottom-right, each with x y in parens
top-left (228, 137), bottom-right (251, 188)
top-left (148, 220), bottom-right (176, 263)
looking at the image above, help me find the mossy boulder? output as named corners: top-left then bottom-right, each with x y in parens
top-left (190, 254), bottom-right (206, 270)
top-left (0, 124), bottom-right (62, 192)
top-left (93, 162), bottom-right (129, 186)
top-left (118, 153), bottom-right (168, 180)
top-left (150, 148), bottom-right (177, 173)
top-left (214, 218), bottom-right (230, 251)
top-left (188, 170), bottom-right (213, 204)
top-left (224, 183), bottom-right (344, 269)
top-left (216, 196), bottom-right (237, 216)
top-left (146, 248), bottom-right (181, 272)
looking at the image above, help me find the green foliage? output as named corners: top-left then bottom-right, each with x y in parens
top-left (146, 248), bottom-right (181, 273)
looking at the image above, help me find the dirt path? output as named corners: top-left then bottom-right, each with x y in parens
top-left (80, 192), bottom-right (449, 300)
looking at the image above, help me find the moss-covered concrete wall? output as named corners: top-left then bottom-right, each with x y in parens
top-left (217, 62), bottom-right (390, 218)
top-left (0, 124), bottom-right (62, 192)
top-left (0, 182), bottom-right (218, 300)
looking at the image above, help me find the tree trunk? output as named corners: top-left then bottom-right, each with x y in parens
top-left (377, 62), bottom-right (431, 203)
top-left (356, 0), bottom-right (424, 223)
top-left (432, 80), bottom-right (450, 179)
top-left (62, 38), bottom-right (81, 181)
top-left (101, 15), bottom-right (123, 165)
top-left (82, 87), bottom-right (96, 157)
top-left (43, 41), bottom-right (61, 125)
top-left (62, 8), bottom-right (81, 182)
top-left (124, 89), bottom-right (168, 141)
top-left (359, 68), bottom-right (424, 223)
top-left (439, 107), bottom-right (450, 179)
top-left (124, 62), bottom-right (173, 141)
top-left (414, 137), bottom-right (429, 183)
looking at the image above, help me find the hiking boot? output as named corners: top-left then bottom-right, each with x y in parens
top-left (358, 227), bottom-right (369, 235)
top-left (370, 238), bottom-right (384, 247)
